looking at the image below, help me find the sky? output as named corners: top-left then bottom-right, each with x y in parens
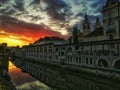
top-left (0, 0), bottom-right (107, 46)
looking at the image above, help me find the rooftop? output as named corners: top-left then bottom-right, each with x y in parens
top-left (34, 36), bottom-right (65, 44)
top-left (85, 27), bottom-right (103, 38)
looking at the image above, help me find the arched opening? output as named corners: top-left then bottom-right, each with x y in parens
top-left (55, 48), bottom-right (58, 52)
top-left (67, 47), bottom-right (73, 52)
top-left (98, 59), bottom-right (109, 67)
top-left (40, 47), bottom-right (43, 52)
top-left (61, 47), bottom-right (66, 50)
top-left (48, 46), bottom-right (52, 52)
top-left (109, 34), bottom-right (113, 40)
top-left (114, 60), bottom-right (120, 69)
top-left (44, 47), bottom-right (47, 52)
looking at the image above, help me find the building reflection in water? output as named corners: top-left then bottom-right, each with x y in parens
top-left (9, 61), bottom-right (51, 90)
top-left (24, 61), bottom-right (120, 90)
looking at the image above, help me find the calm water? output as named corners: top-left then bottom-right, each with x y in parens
top-left (9, 60), bottom-right (120, 90)
top-left (24, 61), bottom-right (120, 90)
top-left (8, 61), bottom-right (51, 90)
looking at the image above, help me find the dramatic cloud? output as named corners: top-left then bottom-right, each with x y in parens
top-left (0, 0), bottom-right (108, 46)
top-left (0, 0), bottom-right (107, 31)
top-left (0, 15), bottom-right (64, 46)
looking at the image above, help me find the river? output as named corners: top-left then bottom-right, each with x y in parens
top-left (8, 59), bottom-right (120, 90)
top-left (8, 61), bottom-right (51, 90)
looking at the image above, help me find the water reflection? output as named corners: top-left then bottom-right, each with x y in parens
top-left (8, 61), bottom-right (51, 90)
top-left (24, 61), bottom-right (120, 90)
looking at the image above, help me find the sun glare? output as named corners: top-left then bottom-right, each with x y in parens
top-left (0, 37), bottom-right (26, 47)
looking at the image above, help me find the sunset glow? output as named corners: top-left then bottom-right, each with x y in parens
top-left (0, 30), bottom-right (33, 47)
top-left (0, 22), bottom-right (65, 47)
top-left (9, 61), bottom-right (17, 71)
top-left (0, 37), bottom-right (27, 47)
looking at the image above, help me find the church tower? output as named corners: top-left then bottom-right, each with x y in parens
top-left (94, 17), bottom-right (104, 33)
top-left (82, 15), bottom-right (91, 36)
top-left (95, 17), bottom-right (102, 28)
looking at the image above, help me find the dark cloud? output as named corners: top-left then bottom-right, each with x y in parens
top-left (0, 0), bottom-right (7, 3)
top-left (13, 1), bottom-right (25, 11)
top-left (0, 0), bottom-right (109, 34)
top-left (33, 0), bottom-right (40, 3)
top-left (43, 0), bottom-right (68, 21)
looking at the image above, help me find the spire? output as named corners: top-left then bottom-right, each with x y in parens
top-left (82, 14), bottom-right (90, 36)
top-left (85, 14), bottom-right (88, 20)
top-left (96, 17), bottom-right (99, 22)
top-left (95, 17), bottom-right (101, 28)
top-left (83, 14), bottom-right (89, 24)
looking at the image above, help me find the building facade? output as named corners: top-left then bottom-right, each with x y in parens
top-left (103, 0), bottom-right (120, 40)
top-left (70, 0), bottom-right (120, 42)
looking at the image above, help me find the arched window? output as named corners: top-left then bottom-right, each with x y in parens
top-left (114, 60), bottom-right (120, 69)
top-left (98, 59), bottom-right (109, 67)
top-left (44, 47), bottom-right (47, 52)
top-left (83, 25), bottom-right (86, 29)
top-left (48, 46), bottom-right (52, 52)
top-left (40, 47), bottom-right (43, 52)
top-left (109, 34), bottom-right (113, 40)
top-left (55, 48), bottom-right (58, 52)
top-left (67, 47), bottom-right (73, 52)
top-left (87, 25), bottom-right (89, 29)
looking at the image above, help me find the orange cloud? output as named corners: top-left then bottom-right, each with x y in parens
top-left (0, 16), bottom-right (68, 47)
top-left (0, 30), bottom-right (33, 47)
top-left (0, 27), bottom-right (63, 47)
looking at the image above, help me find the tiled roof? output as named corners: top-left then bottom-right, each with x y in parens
top-left (85, 27), bottom-right (103, 38)
top-left (34, 36), bottom-right (65, 44)
top-left (78, 32), bottom-right (84, 38)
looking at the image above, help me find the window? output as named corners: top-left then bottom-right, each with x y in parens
top-left (56, 56), bottom-right (58, 60)
top-left (49, 56), bottom-right (52, 59)
top-left (108, 20), bottom-right (113, 29)
top-left (87, 25), bottom-right (89, 29)
top-left (71, 57), bottom-right (72, 62)
top-left (109, 34), bottom-right (113, 40)
top-left (44, 47), bottom-right (47, 52)
top-left (79, 57), bottom-right (81, 63)
top-left (61, 52), bottom-right (64, 55)
top-left (83, 25), bottom-right (86, 29)
top-left (86, 58), bottom-right (88, 64)
top-left (48, 46), bottom-right (52, 52)
top-left (108, 11), bottom-right (112, 19)
top-left (90, 58), bottom-right (92, 64)
top-left (40, 47), bottom-right (43, 52)
top-left (44, 55), bottom-right (46, 59)
top-left (76, 57), bottom-right (78, 63)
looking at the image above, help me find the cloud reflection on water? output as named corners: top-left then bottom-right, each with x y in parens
top-left (8, 61), bottom-right (51, 90)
